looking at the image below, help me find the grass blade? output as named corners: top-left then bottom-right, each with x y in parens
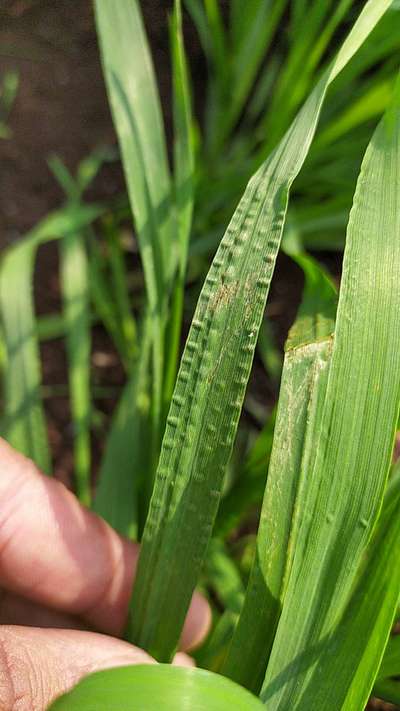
top-left (0, 241), bottom-right (50, 472)
top-left (260, 73), bottom-right (400, 710)
top-left (37, 313), bottom-right (71, 341)
top-left (376, 630), bottom-right (400, 681)
top-left (49, 665), bottom-right (265, 711)
top-left (222, 256), bottom-right (336, 691)
top-left (94, 0), bottom-right (174, 433)
top-left (214, 408), bottom-right (276, 539)
top-left (315, 76), bottom-right (395, 148)
top-left (373, 679), bottom-right (400, 707)
top-left (195, 609), bottom-right (240, 672)
top-left (93, 1), bottom-right (172, 289)
top-left (290, 466), bottom-right (400, 710)
top-left (205, 538), bottom-right (245, 615)
top-left (257, 318), bottom-right (282, 383)
top-left (163, 0), bottom-right (195, 412)
top-left (184, 0), bottom-right (210, 59)
top-left (224, 0), bottom-right (287, 147)
top-left (50, 154), bottom-right (113, 505)
top-left (60, 231), bottom-right (91, 505)
top-left (104, 218), bottom-right (137, 365)
top-left (88, 238), bottom-right (131, 371)
top-left (285, 252), bottom-right (338, 349)
top-left (93, 319), bottom-right (151, 540)
top-left (129, 0), bottom-right (390, 662)
top-left (0, 204), bottom-right (102, 473)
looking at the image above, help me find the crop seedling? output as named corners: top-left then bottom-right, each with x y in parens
top-left (1, 1), bottom-right (400, 709)
top-left (0, 70), bottom-right (18, 140)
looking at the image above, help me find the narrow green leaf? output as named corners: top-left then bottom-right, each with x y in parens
top-left (93, 320), bottom-right (151, 540)
top-left (214, 409), bottom-right (276, 539)
top-left (285, 252), bottom-right (338, 350)
top-left (11, 204), bottom-right (104, 249)
top-left (184, 0), bottom-right (211, 59)
top-left (60, 232), bottom-right (91, 505)
top-left (287, 464), bottom-right (400, 711)
top-left (37, 314), bottom-right (67, 341)
top-left (48, 664), bottom-right (265, 711)
top-left (327, 8), bottom-right (400, 99)
top-left (225, 0), bottom-right (287, 145)
top-left (94, 0), bottom-right (174, 432)
top-left (205, 538), bottom-right (245, 614)
top-left (315, 77), bottom-right (395, 148)
top-left (260, 72), bottom-right (400, 711)
top-left (201, 0), bottom-right (229, 150)
top-left (76, 146), bottom-right (116, 195)
top-left (130, 0), bottom-right (390, 662)
top-left (373, 678), bottom-right (400, 707)
top-left (0, 204), bottom-right (102, 472)
top-left (215, 257), bottom-right (336, 634)
top-left (49, 148), bottom-right (115, 203)
top-left (223, 336), bottom-right (334, 691)
top-left (260, 0), bottom-right (351, 153)
top-left (94, 0), bottom-right (172, 294)
top-left (171, 0), bottom-right (195, 264)
top-left (195, 609), bottom-right (239, 672)
top-left (0, 242), bottom-right (50, 472)
top-left (376, 633), bottom-right (400, 681)
top-left (163, 0), bottom-right (195, 412)
top-left (257, 318), bottom-right (282, 383)
top-left (0, 70), bottom-right (19, 139)
top-left (204, 0), bottom-right (227, 74)
top-left (48, 155), bottom-right (78, 200)
top-left (88, 238), bottom-right (130, 370)
top-left (104, 218), bottom-right (137, 364)
top-left (49, 154), bottom-right (113, 505)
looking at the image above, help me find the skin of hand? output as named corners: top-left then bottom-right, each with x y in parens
top-left (0, 438), bottom-right (211, 710)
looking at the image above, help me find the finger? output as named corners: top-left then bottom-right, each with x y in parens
top-left (0, 439), bottom-right (211, 649)
top-left (0, 625), bottom-right (154, 711)
top-left (0, 438), bottom-right (136, 635)
top-left (0, 591), bottom-right (211, 653)
top-left (179, 591), bottom-right (211, 651)
top-left (0, 590), bottom-right (85, 629)
top-left (173, 652), bottom-right (196, 668)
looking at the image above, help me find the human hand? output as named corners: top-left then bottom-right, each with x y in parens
top-left (0, 438), bottom-right (211, 710)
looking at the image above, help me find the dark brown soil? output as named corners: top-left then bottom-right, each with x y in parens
top-left (0, 0), bottom-right (291, 482)
top-left (0, 0), bottom-right (180, 481)
top-left (1, 1), bottom-right (116, 243)
top-left (0, 0), bottom-right (211, 481)
top-left (368, 700), bottom-right (399, 711)
top-left (0, 0), bottom-right (204, 245)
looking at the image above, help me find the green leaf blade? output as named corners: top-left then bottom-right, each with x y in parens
top-left (94, 0), bottom-right (173, 303)
top-left (260, 72), bottom-right (400, 711)
top-left (0, 243), bottom-right (50, 473)
top-left (94, 0), bottom-right (174, 435)
top-left (223, 254), bottom-right (336, 692)
top-left (60, 232), bottom-right (91, 505)
top-left (48, 664), bottom-right (265, 711)
top-left (163, 0), bottom-right (195, 411)
top-left (0, 203), bottom-right (102, 473)
top-left (288, 466), bottom-right (400, 711)
top-left (93, 321), bottom-right (152, 541)
top-left (129, 0), bottom-right (391, 663)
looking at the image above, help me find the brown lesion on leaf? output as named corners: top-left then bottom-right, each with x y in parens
top-left (243, 274), bottom-right (260, 321)
top-left (210, 279), bottom-right (239, 313)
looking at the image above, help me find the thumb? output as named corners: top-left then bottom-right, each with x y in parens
top-left (0, 626), bottom-right (157, 710)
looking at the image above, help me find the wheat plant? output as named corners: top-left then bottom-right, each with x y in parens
top-left (1, 1), bottom-right (400, 709)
